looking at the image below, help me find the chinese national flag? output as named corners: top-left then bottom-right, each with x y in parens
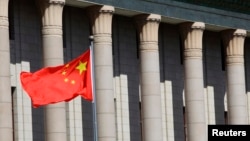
top-left (20, 49), bottom-right (93, 108)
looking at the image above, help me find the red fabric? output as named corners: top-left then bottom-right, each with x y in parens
top-left (20, 49), bottom-right (93, 108)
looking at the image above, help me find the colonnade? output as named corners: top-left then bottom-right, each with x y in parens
top-left (0, 0), bottom-right (248, 141)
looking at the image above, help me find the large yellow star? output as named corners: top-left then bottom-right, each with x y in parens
top-left (76, 61), bottom-right (87, 75)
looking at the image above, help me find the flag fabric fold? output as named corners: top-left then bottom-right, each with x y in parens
top-left (20, 49), bottom-right (93, 108)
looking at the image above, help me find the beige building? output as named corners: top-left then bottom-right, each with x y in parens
top-left (0, 0), bottom-right (250, 141)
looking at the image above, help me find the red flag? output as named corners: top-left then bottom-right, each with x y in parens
top-left (20, 49), bottom-right (93, 108)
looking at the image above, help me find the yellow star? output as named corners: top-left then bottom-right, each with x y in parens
top-left (62, 71), bottom-right (67, 75)
top-left (71, 80), bottom-right (75, 84)
top-left (65, 64), bottom-right (69, 67)
top-left (76, 61), bottom-right (87, 75)
top-left (64, 78), bottom-right (69, 82)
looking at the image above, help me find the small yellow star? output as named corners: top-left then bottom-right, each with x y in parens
top-left (64, 78), bottom-right (69, 82)
top-left (65, 64), bottom-right (69, 67)
top-left (71, 80), bottom-right (75, 84)
top-left (76, 61), bottom-right (87, 75)
top-left (62, 71), bottom-right (67, 75)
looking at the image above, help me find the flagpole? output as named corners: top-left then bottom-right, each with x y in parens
top-left (89, 35), bottom-right (98, 141)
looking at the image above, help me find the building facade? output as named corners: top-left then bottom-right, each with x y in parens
top-left (0, 0), bottom-right (250, 141)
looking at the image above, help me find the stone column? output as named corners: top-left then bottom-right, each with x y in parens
top-left (179, 22), bottom-right (206, 141)
top-left (0, 0), bottom-right (13, 141)
top-left (222, 29), bottom-right (248, 124)
top-left (37, 0), bottom-right (67, 141)
top-left (87, 5), bottom-right (116, 141)
top-left (135, 14), bottom-right (163, 141)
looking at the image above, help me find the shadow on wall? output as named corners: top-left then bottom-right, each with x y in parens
top-left (244, 38), bottom-right (250, 124)
top-left (63, 6), bottom-right (93, 141)
top-left (158, 25), bottom-right (227, 141)
top-left (159, 23), bottom-right (185, 141)
top-left (112, 15), bottom-right (142, 141)
top-left (203, 31), bottom-right (226, 124)
top-left (9, 0), bottom-right (44, 141)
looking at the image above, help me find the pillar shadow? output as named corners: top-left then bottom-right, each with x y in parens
top-left (159, 23), bottom-right (185, 141)
top-left (63, 6), bottom-right (95, 141)
top-left (113, 15), bottom-right (142, 141)
top-left (10, 0), bottom-right (45, 141)
top-left (203, 31), bottom-right (226, 124)
top-left (244, 38), bottom-right (250, 124)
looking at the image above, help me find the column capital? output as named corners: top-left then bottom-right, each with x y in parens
top-left (37, 0), bottom-right (65, 36)
top-left (49, 0), bottom-right (65, 4)
top-left (134, 14), bottom-right (161, 50)
top-left (181, 22), bottom-right (205, 29)
top-left (179, 22), bottom-right (205, 40)
top-left (134, 14), bottom-right (161, 22)
top-left (37, 0), bottom-right (65, 17)
top-left (222, 29), bottom-right (246, 41)
top-left (221, 29), bottom-right (246, 65)
top-left (38, 0), bottom-right (65, 5)
top-left (86, 5), bottom-right (114, 35)
top-left (179, 22), bottom-right (205, 59)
